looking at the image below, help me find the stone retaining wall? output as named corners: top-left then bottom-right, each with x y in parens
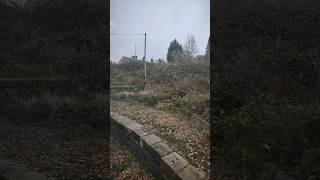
top-left (110, 112), bottom-right (207, 180)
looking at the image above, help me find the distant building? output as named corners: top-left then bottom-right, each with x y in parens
top-left (118, 56), bottom-right (142, 64)
top-left (131, 55), bottom-right (137, 60)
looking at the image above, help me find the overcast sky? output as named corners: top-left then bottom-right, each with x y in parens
top-left (110, 0), bottom-right (210, 62)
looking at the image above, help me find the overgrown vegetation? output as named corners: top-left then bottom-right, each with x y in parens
top-left (213, 0), bottom-right (320, 179)
top-left (0, 0), bottom-right (107, 93)
top-left (0, 1), bottom-right (110, 179)
top-left (0, 0), bottom-right (108, 126)
top-left (111, 58), bottom-right (210, 123)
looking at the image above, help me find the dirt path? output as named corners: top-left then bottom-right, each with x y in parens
top-left (111, 100), bottom-right (210, 174)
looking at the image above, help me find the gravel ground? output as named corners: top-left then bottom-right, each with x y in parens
top-left (111, 100), bottom-right (210, 175)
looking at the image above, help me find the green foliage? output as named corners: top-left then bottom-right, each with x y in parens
top-left (166, 39), bottom-right (183, 63)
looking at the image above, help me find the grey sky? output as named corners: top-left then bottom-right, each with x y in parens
top-left (110, 0), bottom-right (210, 62)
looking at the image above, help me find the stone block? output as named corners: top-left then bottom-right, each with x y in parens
top-left (144, 142), bottom-right (173, 163)
top-left (125, 122), bottom-right (143, 132)
top-left (110, 113), bottom-right (133, 126)
top-left (140, 134), bottom-right (162, 147)
top-left (130, 128), bottom-right (150, 142)
top-left (177, 164), bottom-right (206, 180)
top-left (151, 142), bottom-right (173, 157)
top-left (161, 152), bottom-right (189, 177)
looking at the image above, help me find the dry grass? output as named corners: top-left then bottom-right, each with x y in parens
top-left (111, 101), bottom-right (210, 174)
top-left (111, 61), bottom-right (210, 175)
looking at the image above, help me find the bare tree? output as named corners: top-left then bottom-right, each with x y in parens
top-left (183, 33), bottom-right (199, 57)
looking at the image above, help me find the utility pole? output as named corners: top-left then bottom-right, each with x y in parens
top-left (144, 32), bottom-right (147, 81)
top-left (111, 32), bottom-right (147, 81)
top-left (134, 43), bottom-right (137, 56)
